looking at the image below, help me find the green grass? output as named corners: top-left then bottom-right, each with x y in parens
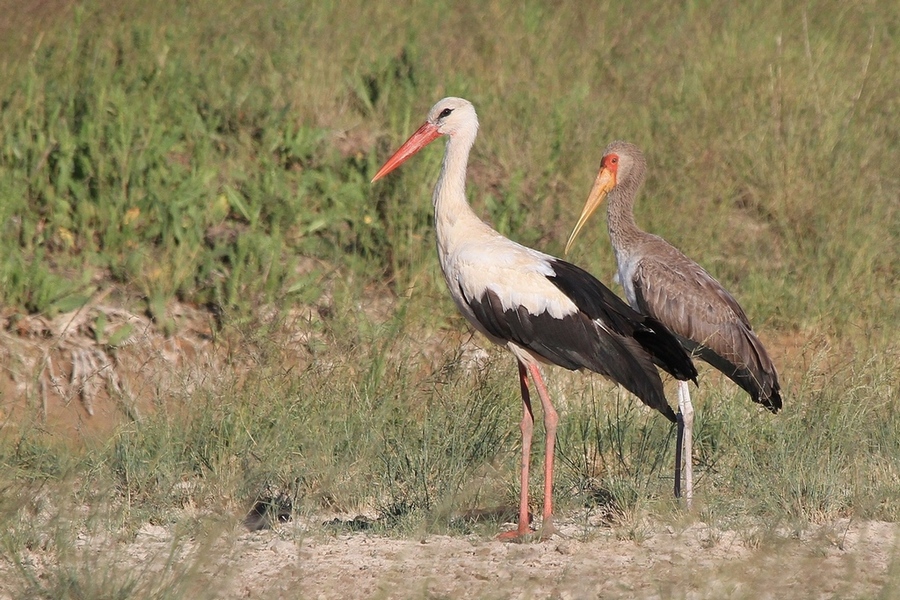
top-left (1, 0), bottom-right (899, 597)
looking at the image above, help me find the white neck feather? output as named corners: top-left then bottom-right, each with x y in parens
top-left (433, 125), bottom-right (482, 242)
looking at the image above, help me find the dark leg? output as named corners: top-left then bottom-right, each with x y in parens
top-left (674, 411), bottom-right (684, 498)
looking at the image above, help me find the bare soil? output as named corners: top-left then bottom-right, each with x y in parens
top-left (230, 519), bottom-right (899, 599)
top-left (214, 518), bottom-right (898, 599)
top-left (3, 513), bottom-right (895, 599)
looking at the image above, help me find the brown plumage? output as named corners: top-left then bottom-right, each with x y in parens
top-left (628, 239), bottom-right (781, 410)
top-left (566, 140), bottom-right (782, 505)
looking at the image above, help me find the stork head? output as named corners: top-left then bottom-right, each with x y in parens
top-left (372, 97), bottom-right (479, 182)
top-left (425, 97), bottom-right (479, 138)
top-left (565, 141), bottom-right (647, 255)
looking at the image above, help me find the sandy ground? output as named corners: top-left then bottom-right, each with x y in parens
top-left (198, 519), bottom-right (900, 599)
top-left (3, 515), bottom-right (886, 600)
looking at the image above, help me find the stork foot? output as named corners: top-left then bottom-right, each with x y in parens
top-left (496, 510), bottom-right (534, 542)
top-left (497, 526), bottom-right (534, 542)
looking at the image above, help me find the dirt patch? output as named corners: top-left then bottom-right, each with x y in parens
top-left (216, 518), bottom-right (898, 599)
top-left (0, 298), bottom-right (224, 440)
top-left (2, 515), bottom-right (895, 599)
top-left (0, 289), bottom-right (482, 443)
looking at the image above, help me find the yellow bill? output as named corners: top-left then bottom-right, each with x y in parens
top-left (564, 166), bottom-right (617, 255)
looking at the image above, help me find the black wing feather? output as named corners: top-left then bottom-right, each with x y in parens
top-left (547, 259), bottom-right (698, 384)
top-left (463, 284), bottom-right (677, 422)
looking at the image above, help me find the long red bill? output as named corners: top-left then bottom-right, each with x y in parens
top-left (371, 122), bottom-right (441, 182)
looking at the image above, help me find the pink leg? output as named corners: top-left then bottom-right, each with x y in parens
top-left (498, 362), bottom-right (535, 540)
top-left (525, 362), bottom-right (559, 539)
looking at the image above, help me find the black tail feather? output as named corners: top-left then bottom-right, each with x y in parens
top-left (635, 316), bottom-right (698, 383)
top-left (689, 343), bottom-right (782, 413)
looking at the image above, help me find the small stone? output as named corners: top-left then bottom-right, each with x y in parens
top-left (556, 540), bottom-right (575, 555)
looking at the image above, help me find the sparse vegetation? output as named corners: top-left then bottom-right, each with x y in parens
top-left (1, 0), bottom-right (898, 598)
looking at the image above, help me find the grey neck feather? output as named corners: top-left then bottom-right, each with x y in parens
top-left (606, 153), bottom-right (648, 250)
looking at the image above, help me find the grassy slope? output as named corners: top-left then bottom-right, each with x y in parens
top-left (0, 0), bottom-right (899, 597)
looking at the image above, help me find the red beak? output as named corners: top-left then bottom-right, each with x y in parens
top-left (371, 121), bottom-right (442, 182)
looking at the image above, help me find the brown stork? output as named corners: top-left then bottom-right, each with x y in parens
top-left (565, 140), bottom-right (783, 508)
top-left (372, 100), bottom-right (697, 538)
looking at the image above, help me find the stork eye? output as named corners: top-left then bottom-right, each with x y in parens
top-left (438, 108), bottom-right (453, 119)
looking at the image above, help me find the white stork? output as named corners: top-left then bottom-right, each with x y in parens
top-left (565, 140), bottom-right (783, 508)
top-left (372, 99), bottom-right (697, 539)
